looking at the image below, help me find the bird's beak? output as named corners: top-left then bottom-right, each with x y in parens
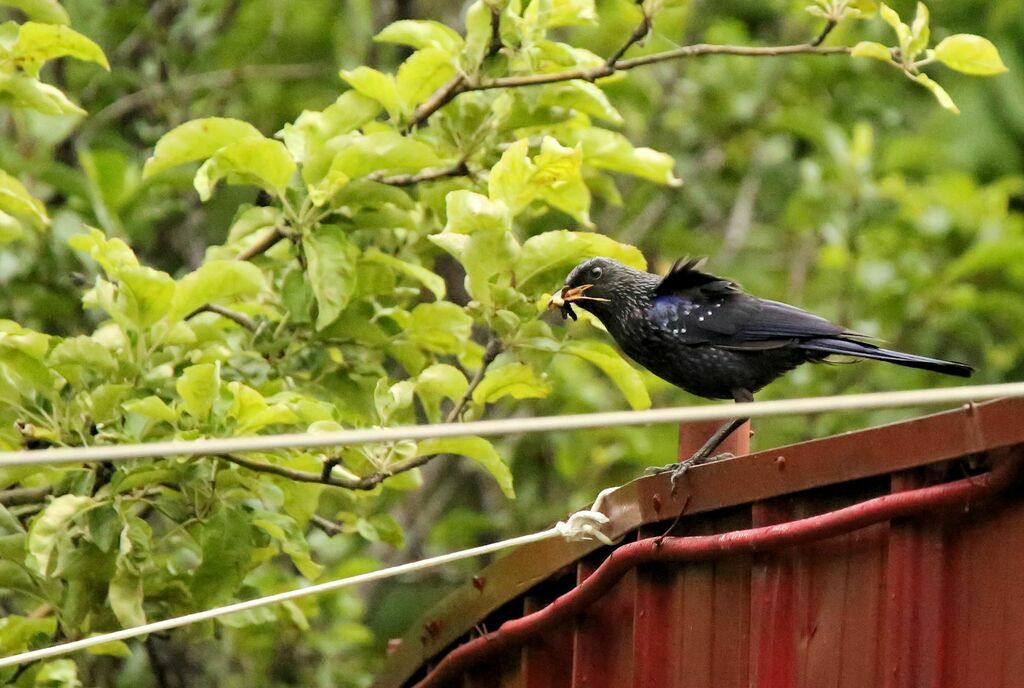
top-left (547, 284), bottom-right (593, 310)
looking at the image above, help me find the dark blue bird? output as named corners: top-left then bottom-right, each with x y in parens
top-left (549, 256), bottom-right (971, 402)
top-left (549, 257), bottom-right (972, 469)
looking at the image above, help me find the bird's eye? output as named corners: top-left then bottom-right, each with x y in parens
top-left (590, 266), bottom-right (603, 280)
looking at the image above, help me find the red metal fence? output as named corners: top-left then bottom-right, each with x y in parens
top-left (376, 399), bottom-right (1024, 688)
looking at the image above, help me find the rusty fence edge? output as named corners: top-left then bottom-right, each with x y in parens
top-left (412, 452), bottom-right (1023, 688)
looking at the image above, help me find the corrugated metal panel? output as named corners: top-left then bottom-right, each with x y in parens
top-left (377, 399), bottom-right (1024, 688)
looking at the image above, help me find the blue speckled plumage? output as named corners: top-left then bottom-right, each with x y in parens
top-left (554, 257), bottom-right (973, 400)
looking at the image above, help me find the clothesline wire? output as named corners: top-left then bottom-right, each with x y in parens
top-left (2, 382), bottom-right (1022, 467)
top-left (0, 523), bottom-right (587, 669)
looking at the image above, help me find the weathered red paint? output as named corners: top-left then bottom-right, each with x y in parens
top-left (376, 399), bottom-right (1024, 688)
top-left (408, 455), bottom-right (1021, 688)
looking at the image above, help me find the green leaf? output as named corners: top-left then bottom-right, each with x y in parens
top-left (11, 22), bottom-right (109, 77)
top-left (515, 229), bottom-right (646, 289)
top-left (0, 0), bottom-right (70, 24)
top-left (472, 361), bottom-right (551, 404)
top-left (546, 0), bottom-right (597, 27)
top-left (488, 139), bottom-right (534, 214)
top-left (0, 169), bottom-right (48, 227)
top-left (417, 436), bottom-right (514, 498)
top-left (108, 563), bottom-right (145, 627)
top-left (0, 616), bottom-right (56, 654)
top-left (33, 659), bottom-right (79, 688)
top-left (84, 638), bottom-right (131, 658)
top-left (0, 209), bottom-right (22, 243)
top-left (488, 137), bottom-right (590, 224)
top-left (879, 3), bottom-right (910, 53)
top-left (538, 80), bottom-right (623, 124)
top-left (49, 336), bottom-right (117, 384)
top-left (68, 227), bottom-right (138, 276)
top-left (396, 47), bottom-right (459, 111)
top-left (364, 248), bottom-right (445, 299)
top-left (431, 190), bottom-right (518, 304)
top-left (122, 396), bottom-right (177, 424)
top-left (912, 72), bottom-right (959, 114)
top-left (312, 130), bottom-right (442, 204)
top-left (375, 20), bottom-right (464, 53)
top-left (142, 118), bottom-right (264, 179)
top-left (279, 91), bottom-right (381, 170)
top-left (532, 137), bottom-right (591, 225)
top-left (363, 513), bottom-right (405, 548)
top-left (561, 340), bottom-right (651, 410)
top-left (0, 72), bottom-right (83, 115)
top-left (252, 511), bottom-right (322, 580)
top-left (27, 495), bottom-right (93, 574)
top-left (934, 34), bottom-right (1008, 75)
top-left (193, 137), bottom-right (296, 200)
top-left (118, 265), bottom-right (176, 327)
top-left (851, 41), bottom-right (893, 62)
top-left (176, 363), bottom-right (220, 422)
top-left (563, 128), bottom-right (680, 186)
top-left (462, 0), bottom-right (495, 67)
top-left (907, 2), bottom-right (929, 58)
top-left (416, 364), bottom-right (468, 401)
top-left (169, 260), bottom-right (265, 323)
top-left (304, 225), bottom-right (359, 330)
top-left (402, 301), bottom-right (474, 354)
top-left (0, 319), bottom-right (48, 358)
top-left (340, 67), bottom-right (403, 119)
top-left (443, 189), bottom-right (511, 235)
top-left (191, 506), bottom-right (252, 607)
top-left (415, 363), bottom-right (469, 421)
top-left (228, 382), bottom-right (299, 433)
top-left (0, 346), bottom-right (54, 398)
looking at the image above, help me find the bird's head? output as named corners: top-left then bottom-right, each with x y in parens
top-left (547, 257), bottom-right (649, 321)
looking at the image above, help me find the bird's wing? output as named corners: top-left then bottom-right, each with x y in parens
top-left (649, 259), bottom-right (848, 347)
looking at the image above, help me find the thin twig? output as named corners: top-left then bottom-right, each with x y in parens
top-left (0, 486), bottom-right (52, 506)
top-left (445, 338), bottom-right (503, 424)
top-left (375, 160), bottom-right (471, 186)
top-left (605, 10), bottom-right (651, 66)
top-left (811, 19), bottom-right (838, 47)
top-left (309, 513), bottom-right (344, 536)
top-left (236, 226), bottom-right (287, 261)
top-left (186, 304), bottom-right (258, 332)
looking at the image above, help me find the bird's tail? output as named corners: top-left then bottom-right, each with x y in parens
top-left (800, 337), bottom-right (973, 378)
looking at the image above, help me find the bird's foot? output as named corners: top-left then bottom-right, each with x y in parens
top-left (646, 452), bottom-right (735, 494)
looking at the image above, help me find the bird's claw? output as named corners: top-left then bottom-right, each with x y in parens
top-left (646, 452), bottom-right (736, 494)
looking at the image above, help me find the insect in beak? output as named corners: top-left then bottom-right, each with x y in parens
top-left (546, 284), bottom-right (609, 321)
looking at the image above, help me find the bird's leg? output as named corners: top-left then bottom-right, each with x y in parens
top-left (649, 390), bottom-right (753, 492)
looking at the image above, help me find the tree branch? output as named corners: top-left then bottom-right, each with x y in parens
top-left (408, 32), bottom-right (849, 126)
top-left (445, 338), bottom-right (502, 424)
top-left (219, 453), bottom-right (380, 490)
top-left (186, 303), bottom-right (258, 332)
top-left (218, 338), bottom-right (505, 491)
top-left (407, 74), bottom-right (468, 131)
